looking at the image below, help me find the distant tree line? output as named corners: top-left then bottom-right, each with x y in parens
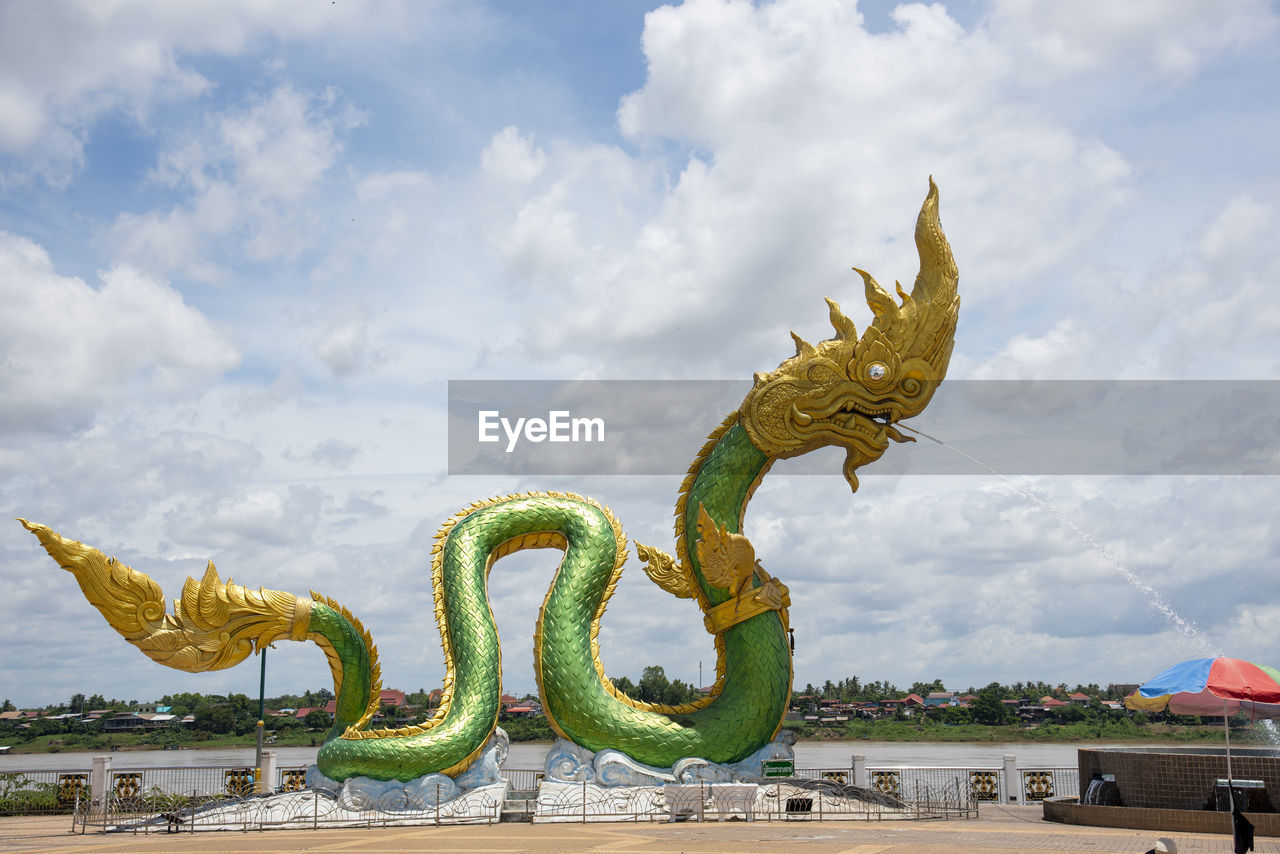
top-left (5, 674), bottom-right (1143, 740)
top-left (797, 677), bottom-right (1132, 705)
top-left (609, 666), bottom-right (700, 706)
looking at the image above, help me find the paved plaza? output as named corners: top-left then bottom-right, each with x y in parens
top-left (1, 805), bottom-right (1276, 854)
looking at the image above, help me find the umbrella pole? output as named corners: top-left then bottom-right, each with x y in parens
top-left (1223, 701), bottom-right (1235, 812)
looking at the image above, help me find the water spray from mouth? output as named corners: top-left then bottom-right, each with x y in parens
top-left (896, 422), bottom-right (1219, 657)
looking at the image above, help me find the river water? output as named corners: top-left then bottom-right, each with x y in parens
top-left (0, 741), bottom-right (1161, 772)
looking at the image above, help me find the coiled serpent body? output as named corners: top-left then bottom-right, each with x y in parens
top-left (318, 421), bottom-right (786, 780)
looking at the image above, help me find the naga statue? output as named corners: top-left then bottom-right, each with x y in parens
top-left (21, 179), bottom-right (959, 783)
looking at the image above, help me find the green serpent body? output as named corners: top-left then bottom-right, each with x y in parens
top-left (315, 421), bottom-right (789, 781)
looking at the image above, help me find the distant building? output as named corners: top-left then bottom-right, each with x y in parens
top-left (881, 694), bottom-right (925, 716)
top-left (924, 692), bottom-right (955, 707)
top-left (102, 713), bottom-right (145, 732)
top-left (138, 713), bottom-right (177, 729)
top-left (46, 713), bottom-right (82, 722)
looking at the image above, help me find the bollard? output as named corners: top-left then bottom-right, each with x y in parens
top-left (1003, 754), bottom-right (1020, 803)
top-left (260, 750), bottom-right (277, 795)
top-left (90, 756), bottom-right (111, 821)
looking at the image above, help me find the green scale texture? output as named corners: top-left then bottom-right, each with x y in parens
top-left (313, 420), bottom-right (792, 781)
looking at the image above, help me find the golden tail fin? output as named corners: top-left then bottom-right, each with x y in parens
top-left (18, 519), bottom-right (310, 673)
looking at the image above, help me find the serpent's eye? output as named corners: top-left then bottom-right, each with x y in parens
top-left (867, 363), bottom-right (887, 381)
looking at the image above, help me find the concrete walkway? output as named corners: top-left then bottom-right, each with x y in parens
top-left (0, 805), bottom-right (1273, 853)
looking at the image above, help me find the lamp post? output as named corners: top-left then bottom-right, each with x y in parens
top-left (254, 646), bottom-right (267, 793)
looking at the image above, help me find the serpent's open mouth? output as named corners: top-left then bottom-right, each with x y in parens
top-left (789, 400), bottom-right (913, 445)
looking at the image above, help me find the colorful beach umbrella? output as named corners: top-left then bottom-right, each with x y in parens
top-left (1124, 657), bottom-right (1280, 719)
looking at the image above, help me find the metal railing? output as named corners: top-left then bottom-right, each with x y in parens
top-left (757, 777), bottom-right (975, 821)
top-left (533, 779), bottom-right (666, 822)
top-left (797, 764), bottom-right (1079, 804)
top-left (0, 770), bottom-right (85, 816)
top-left (503, 768), bottom-right (543, 793)
top-left (71, 777), bottom-right (504, 833)
top-left (0, 760), bottom-right (1081, 826)
top-left (531, 776), bottom-right (975, 823)
top-left (1021, 767), bottom-right (1079, 801)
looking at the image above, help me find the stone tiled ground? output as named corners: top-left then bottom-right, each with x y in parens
top-left (1, 805), bottom-right (1276, 853)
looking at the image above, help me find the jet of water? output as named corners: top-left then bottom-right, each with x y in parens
top-left (897, 422), bottom-right (1219, 657)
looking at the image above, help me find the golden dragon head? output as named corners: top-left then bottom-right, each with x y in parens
top-left (740, 178), bottom-right (960, 491)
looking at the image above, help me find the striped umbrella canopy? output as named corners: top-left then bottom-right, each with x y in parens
top-left (1125, 657), bottom-right (1280, 719)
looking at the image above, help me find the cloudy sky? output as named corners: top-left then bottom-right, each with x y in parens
top-left (3, 0), bottom-right (1279, 709)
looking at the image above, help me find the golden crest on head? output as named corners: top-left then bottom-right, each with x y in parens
top-left (739, 178), bottom-right (960, 492)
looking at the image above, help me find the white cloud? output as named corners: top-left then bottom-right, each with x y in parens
top-left (501, 183), bottom-right (585, 286)
top-left (972, 194), bottom-right (1280, 378)
top-left (0, 0), bottom-right (405, 185)
top-left (481, 126), bottom-right (547, 186)
top-left (357, 170), bottom-right (432, 203)
top-left (3, 426), bottom-right (264, 542)
top-left (987, 0), bottom-right (1277, 78)
top-left (107, 84), bottom-right (362, 279)
top-left (308, 438), bottom-right (361, 470)
top-left (217, 86), bottom-right (362, 205)
top-left (170, 485), bottom-right (330, 550)
top-left (0, 231), bottom-right (238, 430)
top-left (459, 0), bottom-right (1140, 377)
top-left (312, 312), bottom-right (388, 378)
